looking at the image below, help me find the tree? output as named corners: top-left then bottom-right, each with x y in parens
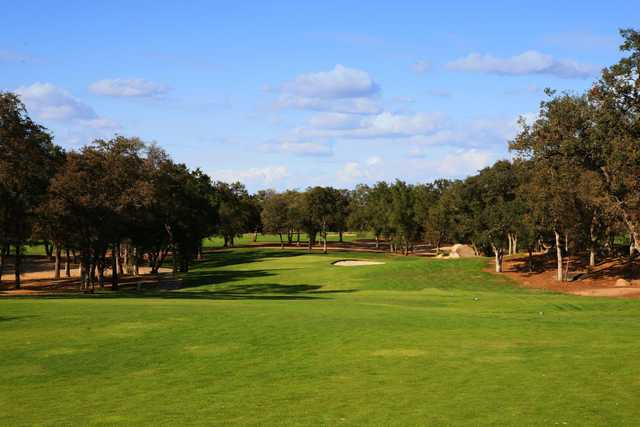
top-left (510, 93), bottom-right (591, 280)
top-left (261, 191), bottom-right (289, 248)
top-left (588, 29), bottom-right (640, 255)
top-left (388, 180), bottom-right (420, 255)
top-left (303, 187), bottom-right (338, 254)
top-left (213, 182), bottom-right (251, 247)
top-left (0, 92), bottom-right (62, 288)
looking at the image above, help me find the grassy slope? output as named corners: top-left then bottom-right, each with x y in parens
top-left (1, 249), bottom-right (640, 425)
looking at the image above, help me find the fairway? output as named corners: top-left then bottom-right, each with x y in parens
top-left (2, 249), bottom-right (640, 425)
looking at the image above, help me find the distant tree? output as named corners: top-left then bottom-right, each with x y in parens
top-left (261, 191), bottom-right (289, 248)
top-left (332, 189), bottom-right (351, 243)
top-left (213, 182), bottom-right (251, 247)
top-left (303, 187), bottom-right (337, 254)
top-left (368, 182), bottom-right (393, 249)
top-left (388, 180), bottom-right (420, 255)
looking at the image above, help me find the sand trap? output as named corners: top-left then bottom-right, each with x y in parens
top-left (333, 260), bottom-right (385, 267)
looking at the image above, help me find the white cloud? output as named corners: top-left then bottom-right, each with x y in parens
top-left (412, 149), bottom-right (493, 177)
top-left (404, 114), bottom-right (534, 148)
top-left (282, 64), bottom-right (378, 99)
top-left (366, 156), bottom-right (382, 166)
top-left (447, 50), bottom-right (597, 79)
top-left (307, 113), bottom-right (362, 130)
top-left (261, 140), bottom-right (333, 157)
top-left (277, 95), bottom-right (381, 114)
top-left (434, 149), bottom-right (492, 176)
top-left (211, 166), bottom-right (289, 185)
top-left (412, 60), bottom-right (432, 74)
top-left (275, 65), bottom-right (381, 114)
top-left (16, 82), bottom-right (97, 120)
top-left (337, 156), bottom-right (383, 183)
top-left (89, 78), bottom-right (169, 98)
top-left (300, 111), bottom-right (446, 139)
top-left (14, 83), bottom-right (119, 146)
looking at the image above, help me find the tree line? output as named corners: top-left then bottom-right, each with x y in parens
top-left (2, 29), bottom-right (640, 288)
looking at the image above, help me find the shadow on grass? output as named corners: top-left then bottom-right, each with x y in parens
top-left (142, 283), bottom-right (356, 300)
top-left (196, 249), bottom-right (309, 269)
top-left (0, 315), bottom-right (39, 322)
top-left (1, 248), bottom-right (357, 301)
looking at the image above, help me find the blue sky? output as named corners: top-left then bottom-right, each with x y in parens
top-left (2, 1), bottom-right (636, 191)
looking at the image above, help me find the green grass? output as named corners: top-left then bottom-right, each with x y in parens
top-left (202, 231), bottom-right (372, 247)
top-left (2, 248), bottom-right (640, 425)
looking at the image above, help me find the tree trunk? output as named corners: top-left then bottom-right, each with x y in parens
top-left (0, 245), bottom-right (6, 283)
top-left (79, 260), bottom-right (86, 290)
top-left (111, 242), bottom-right (119, 290)
top-left (507, 234), bottom-right (513, 256)
top-left (98, 261), bottom-right (105, 289)
top-left (14, 244), bottom-right (21, 289)
top-left (493, 245), bottom-right (503, 273)
top-left (65, 248), bottom-right (71, 277)
top-left (117, 243), bottom-right (124, 276)
top-left (375, 235), bottom-right (380, 249)
top-left (134, 247), bottom-right (140, 276)
top-left (307, 236), bottom-right (312, 252)
top-left (527, 247), bottom-right (533, 272)
top-left (555, 230), bottom-right (564, 282)
top-left (172, 245), bottom-right (178, 276)
top-left (279, 233), bottom-right (284, 249)
top-left (512, 235), bottom-right (517, 254)
top-left (89, 261), bottom-right (96, 291)
top-left (44, 240), bottom-right (54, 260)
top-left (54, 244), bottom-right (61, 280)
top-left (253, 230), bottom-right (258, 242)
top-left (322, 224), bottom-right (327, 254)
top-left (339, 230), bottom-right (343, 243)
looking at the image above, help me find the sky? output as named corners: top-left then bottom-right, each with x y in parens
top-left (2, 1), bottom-right (637, 192)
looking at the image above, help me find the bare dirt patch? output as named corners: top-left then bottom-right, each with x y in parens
top-left (493, 253), bottom-right (640, 299)
top-left (333, 260), bottom-right (385, 267)
top-left (0, 255), bottom-right (175, 296)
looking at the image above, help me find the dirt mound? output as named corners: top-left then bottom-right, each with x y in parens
top-left (333, 260), bottom-right (385, 267)
top-left (440, 244), bottom-right (476, 258)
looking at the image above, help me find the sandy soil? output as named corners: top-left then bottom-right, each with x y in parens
top-left (494, 253), bottom-right (640, 299)
top-left (333, 260), bottom-right (385, 266)
top-left (0, 255), bottom-right (173, 296)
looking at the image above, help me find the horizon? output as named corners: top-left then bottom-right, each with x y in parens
top-left (2, 1), bottom-right (636, 191)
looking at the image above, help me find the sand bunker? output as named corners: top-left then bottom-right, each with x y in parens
top-left (333, 260), bottom-right (385, 267)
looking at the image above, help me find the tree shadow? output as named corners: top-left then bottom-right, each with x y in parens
top-left (0, 315), bottom-right (38, 322)
top-left (137, 283), bottom-right (356, 300)
top-left (196, 249), bottom-right (309, 269)
top-left (1, 248), bottom-right (358, 301)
